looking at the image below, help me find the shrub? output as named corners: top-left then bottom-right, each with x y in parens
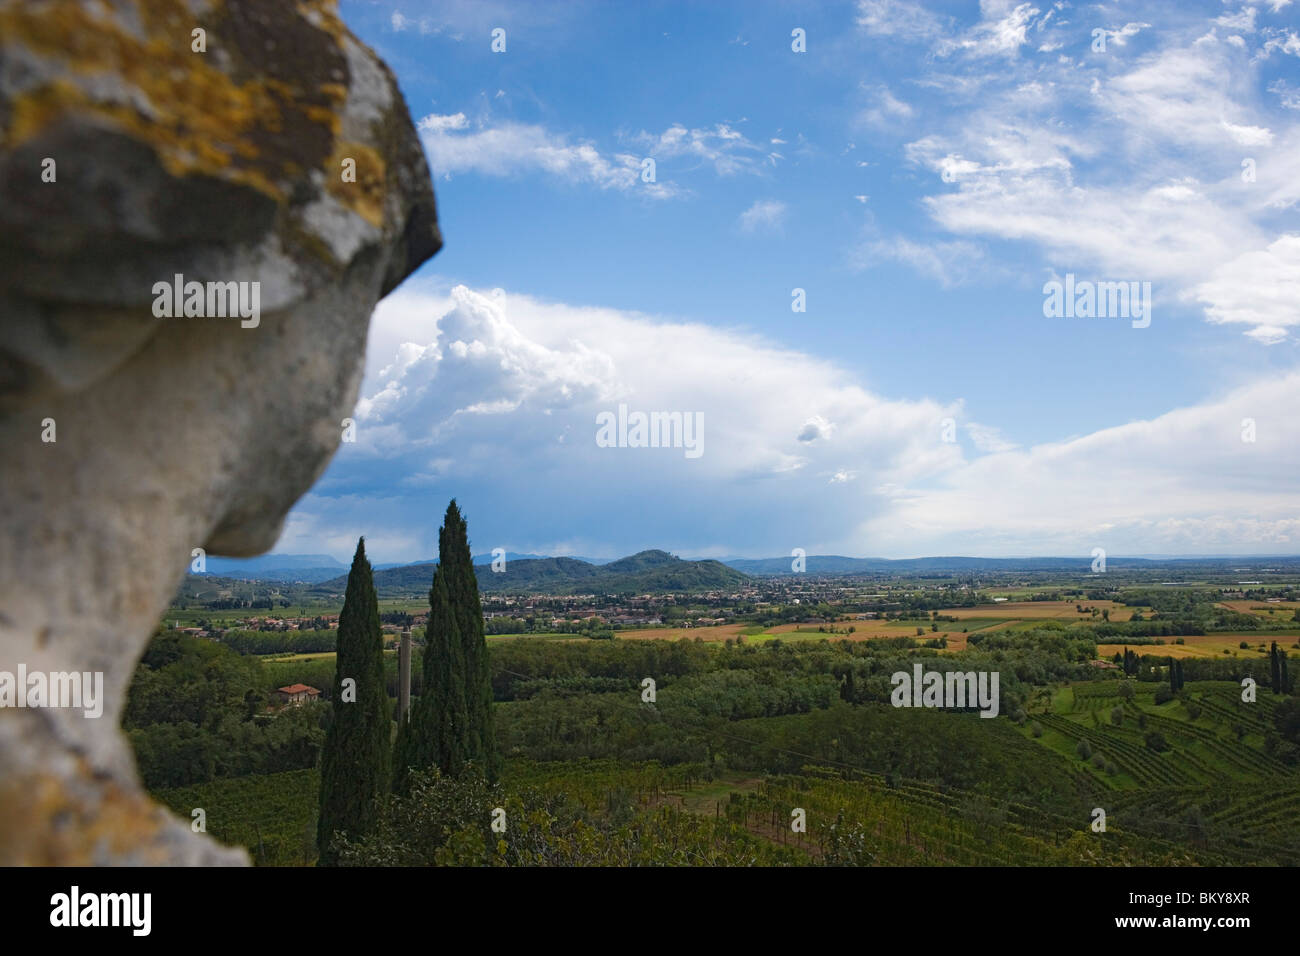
top-left (1031, 722), bottom-right (1043, 738)
top-left (1090, 753), bottom-right (1106, 769)
top-left (1076, 739), bottom-right (1092, 760)
top-left (1153, 684), bottom-right (1174, 705)
top-left (1144, 731), bottom-right (1170, 753)
top-left (1110, 706), bottom-right (1124, 726)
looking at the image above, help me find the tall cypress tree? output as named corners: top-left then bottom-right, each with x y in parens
top-left (1271, 642), bottom-right (1282, 695)
top-left (317, 538), bottom-right (391, 865)
top-left (395, 500), bottom-right (499, 791)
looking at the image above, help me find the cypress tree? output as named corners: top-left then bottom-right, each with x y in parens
top-left (395, 500), bottom-right (500, 790)
top-left (840, 667), bottom-right (855, 704)
top-left (1271, 642), bottom-right (1282, 695)
top-left (317, 538), bottom-right (391, 865)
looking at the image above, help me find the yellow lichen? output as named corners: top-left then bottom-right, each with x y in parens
top-left (327, 141), bottom-right (386, 228)
top-left (0, 763), bottom-right (216, 865)
top-left (0, 0), bottom-right (377, 223)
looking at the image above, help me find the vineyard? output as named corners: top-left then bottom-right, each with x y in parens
top-left (136, 622), bottom-right (1298, 866)
top-left (155, 770), bottom-right (320, 867)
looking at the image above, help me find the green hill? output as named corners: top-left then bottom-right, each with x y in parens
top-left (311, 549), bottom-right (750, 597)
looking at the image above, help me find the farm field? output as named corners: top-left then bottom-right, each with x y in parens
top-left (1098, 634), bottom-right (1300, 660)
top-left (1217, 600), bottom-right (1300, 617)
top-left (939, 600), bottom-right (1140, 621)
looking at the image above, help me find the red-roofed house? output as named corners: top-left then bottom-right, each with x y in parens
top-left (275, 684), bottom-right (321, 705)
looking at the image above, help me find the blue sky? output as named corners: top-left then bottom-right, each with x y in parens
top-left (273, 0), bottom-right (1300, 563)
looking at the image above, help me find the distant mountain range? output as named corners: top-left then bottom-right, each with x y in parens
top-left (195, 550), bottom-right (1300, 590)
top-left (194, 554), bottom-right (345, 583)
top-left (727, 555), bottom-right (1300, 575)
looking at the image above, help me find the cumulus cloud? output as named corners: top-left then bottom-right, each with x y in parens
top-left (280, 283), bottom-right (1300, 560)
top-left (284, 283), bottom-right (962, 560)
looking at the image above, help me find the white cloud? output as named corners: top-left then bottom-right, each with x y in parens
top-left (1259, 30), bottom-right (1300, 58)
top-left (863, 373), bottom-right (1300, 556)
top-left (417, 113), bottom-right (679, 197)
top-left (418, 112), bottom-right (469, 134)
top-left (855, 0), bottom-right (945, 41)
top-left (1192, 235), bottom-right (1300, 343)
top-left (891, 30), bottom-right (1300, 341)
top-left (630, 123), bottom-right (771, 176)
top-left (1270, 79), bottom-right (1300, 109)
top-left (1215, 8), bottom-right (1257, 32)
top-left (390, 9), bottom-right (446, 35)
top-left (853, 235), bottom-right (989, 287)
top-left (416, 113), bottom-right (773, 195)
top-left (1104, 22), bottom-right (1153, 46)
top-left (288, 283), bottom-right (965, 559)
top-left (738, 199), bottom-right (787, 234)
top-left (859, 85), bottom-right (915, 127)
top-left (966, 422), bottom-right (1019, 453)
top-left (937, 1), bottom-right (1044, 59)
top-left (286, 282), bottom-right (1300, 559)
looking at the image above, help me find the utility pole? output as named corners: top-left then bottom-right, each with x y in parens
top-left (396, 626), bottom-right (412, 724)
